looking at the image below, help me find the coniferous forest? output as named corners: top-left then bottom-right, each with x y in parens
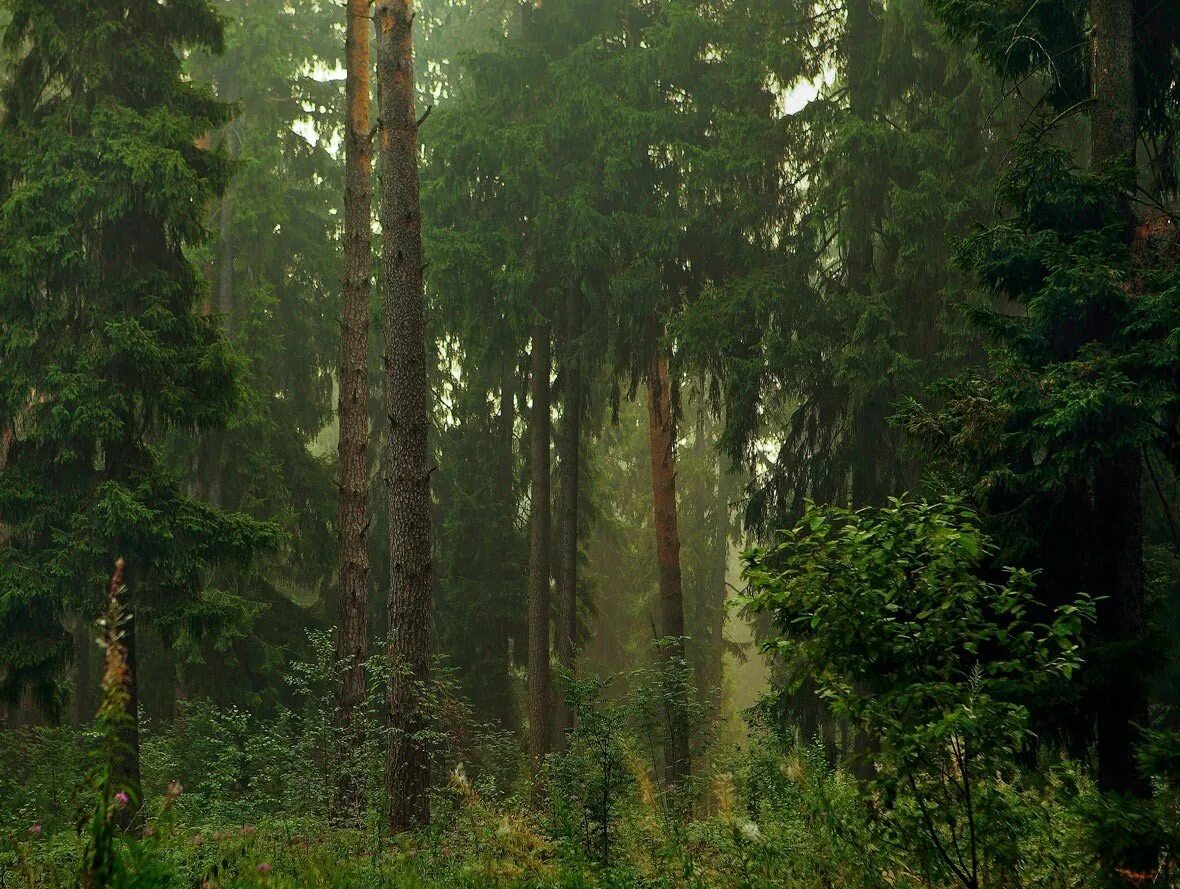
top-left (1, 0), bottom-right (1179, 886)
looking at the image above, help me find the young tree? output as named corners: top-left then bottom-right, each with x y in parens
top-left (375, 0), bottom-right (434, 832)
top-left (0, 0), bottom-right (270, 802)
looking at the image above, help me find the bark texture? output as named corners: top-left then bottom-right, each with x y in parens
top-left (527, 304), bottom-right (553, 772)
top-left (376, 0), bottom-right (433, 833)
top-left (556, 282), bottom-right (583, 739)
top-left (646, 349), bottom-right (690, 785)
top-left (333, 0), bottom-right (373, 821)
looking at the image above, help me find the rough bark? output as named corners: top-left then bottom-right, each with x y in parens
top-left (555, 282), bottom-right (583, 739)
top-left (646, 349), bottom-right (690, 786)
top-left (1090, 0), bottom-right (1136, 175)
top-left (376, 0), bottom-right (433, 833)
top-left (1089, 0), bottom-right (1152, 830)
top-left (332, 0), bottom-right (373, 822)
top-left (527, 302), bottom-right (553, 773)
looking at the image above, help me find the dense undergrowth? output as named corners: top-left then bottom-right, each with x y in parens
top-left (0, 717), bottom-right (1108, 889)
top-left (3, 502), bottom-right (1176, 888)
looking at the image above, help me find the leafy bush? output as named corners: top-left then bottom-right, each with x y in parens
top-left (743, 497), bottom-right (1095, 888)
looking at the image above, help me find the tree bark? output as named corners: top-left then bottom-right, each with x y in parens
top-left (332, 0), bottom-right (373, 822)
top-left (1089, 0), bottom-right (1152, 836)
top-left (376, 0), bottom-right (433, 833)
top-left (646, 348), bottom-right (690, 786)
top-left (555, 282), bottom-right (583, 740)
top-left (1090, 0), bottom-right (1136, 175)
top-left (527, 298), bottom-right (553, 773)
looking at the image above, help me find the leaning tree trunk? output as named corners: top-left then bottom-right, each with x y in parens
top-left (376, 0), bottom-right (433, 833)
top-left (646, 348), bottom-right (690, 787)
top-left (527, 299), bottom-right (553, 775)
top-left (555, 282), bottom-right (583, 740)
top-left (332, 0), bottom-right (374, 822)
top-left (1089, 0), bottom-right (1152, 854)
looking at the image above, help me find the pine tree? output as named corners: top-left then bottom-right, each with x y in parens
top-left (376, 0), bottom-right (434, 833)
top-left (646, 348), bottom-right (690, 784)
top-left (334, 0), bottom-right (375, 820)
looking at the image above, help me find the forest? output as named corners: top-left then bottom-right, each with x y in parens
top-left (0, 0), bottom-right (1178, 886)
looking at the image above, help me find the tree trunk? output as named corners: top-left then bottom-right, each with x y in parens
top-left (646, 348), bottom-right (690, 786)
top-left (332, 0), bottom-right (373, 822)
top-left (845, 0), bottom-right (889, 508)
top-left (376, 0), bottom-right (433, 833)
top-left (555, 282), bottom-right (583, 740)
top-left (527, 302), bottom-right (553, 773)
top-left (1089, 0), bottom-right (1152, 855)
top-left (1090, 0), bottom-right (1135, 175)
top-left (702, 442), bottom-right (729, 708)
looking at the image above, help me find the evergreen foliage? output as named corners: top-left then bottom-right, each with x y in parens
top-left (0, 0), bottom-right (273, 715)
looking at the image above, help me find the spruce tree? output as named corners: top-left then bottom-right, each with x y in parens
top-left (168, 0), bottom-right (342, 719)
top-left (0, 0), bottom-right (271, 799)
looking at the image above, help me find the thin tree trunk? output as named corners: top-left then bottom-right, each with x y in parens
top-left (703, 445), bottom-right (729, 708)
top-left (555, 282), bottom-right (583, 740)
top-left (376, 0), bottom-right (433, 833)
top-left (527, 301), bottom-right (553, 774)
top-left (1089, 0), bottom-right (1152, 852)
top-left (646, 348), bottom-right (690, 786)
top-left (495, 347), bottom-right (519, 731)
top-left (332, 0), bottom-right (373, 822)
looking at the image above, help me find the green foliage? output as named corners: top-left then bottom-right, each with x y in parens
top-left (676, 0), bottom-right (1006, 525)
top-left (546, 674), bottom-right (635, 865)
top-left (744, 497), bottom-right (1094, 887)
top-left (0, 0), bottom-right (274, 709)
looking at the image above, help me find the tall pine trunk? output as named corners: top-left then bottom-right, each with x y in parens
top-left (332, 0), bottom-right (373, 821)
top-left (1089, 0), bottom-right (1152, 832)
top-left (646, 348), bottom-right (690, 786)
top-left (527, 302), bottom-right (553, 773)
top-left (376, 0), bottom-right (433, 833)
top-left (555, 282), bottom-right (583, 739)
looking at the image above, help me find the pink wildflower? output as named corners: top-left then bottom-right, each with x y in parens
top-left (114, 791), bottom-right (130, 808)
top-left (256, 862), bottom-right (272, 874)
top-left (28, 823), bottom-right (42, 837)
